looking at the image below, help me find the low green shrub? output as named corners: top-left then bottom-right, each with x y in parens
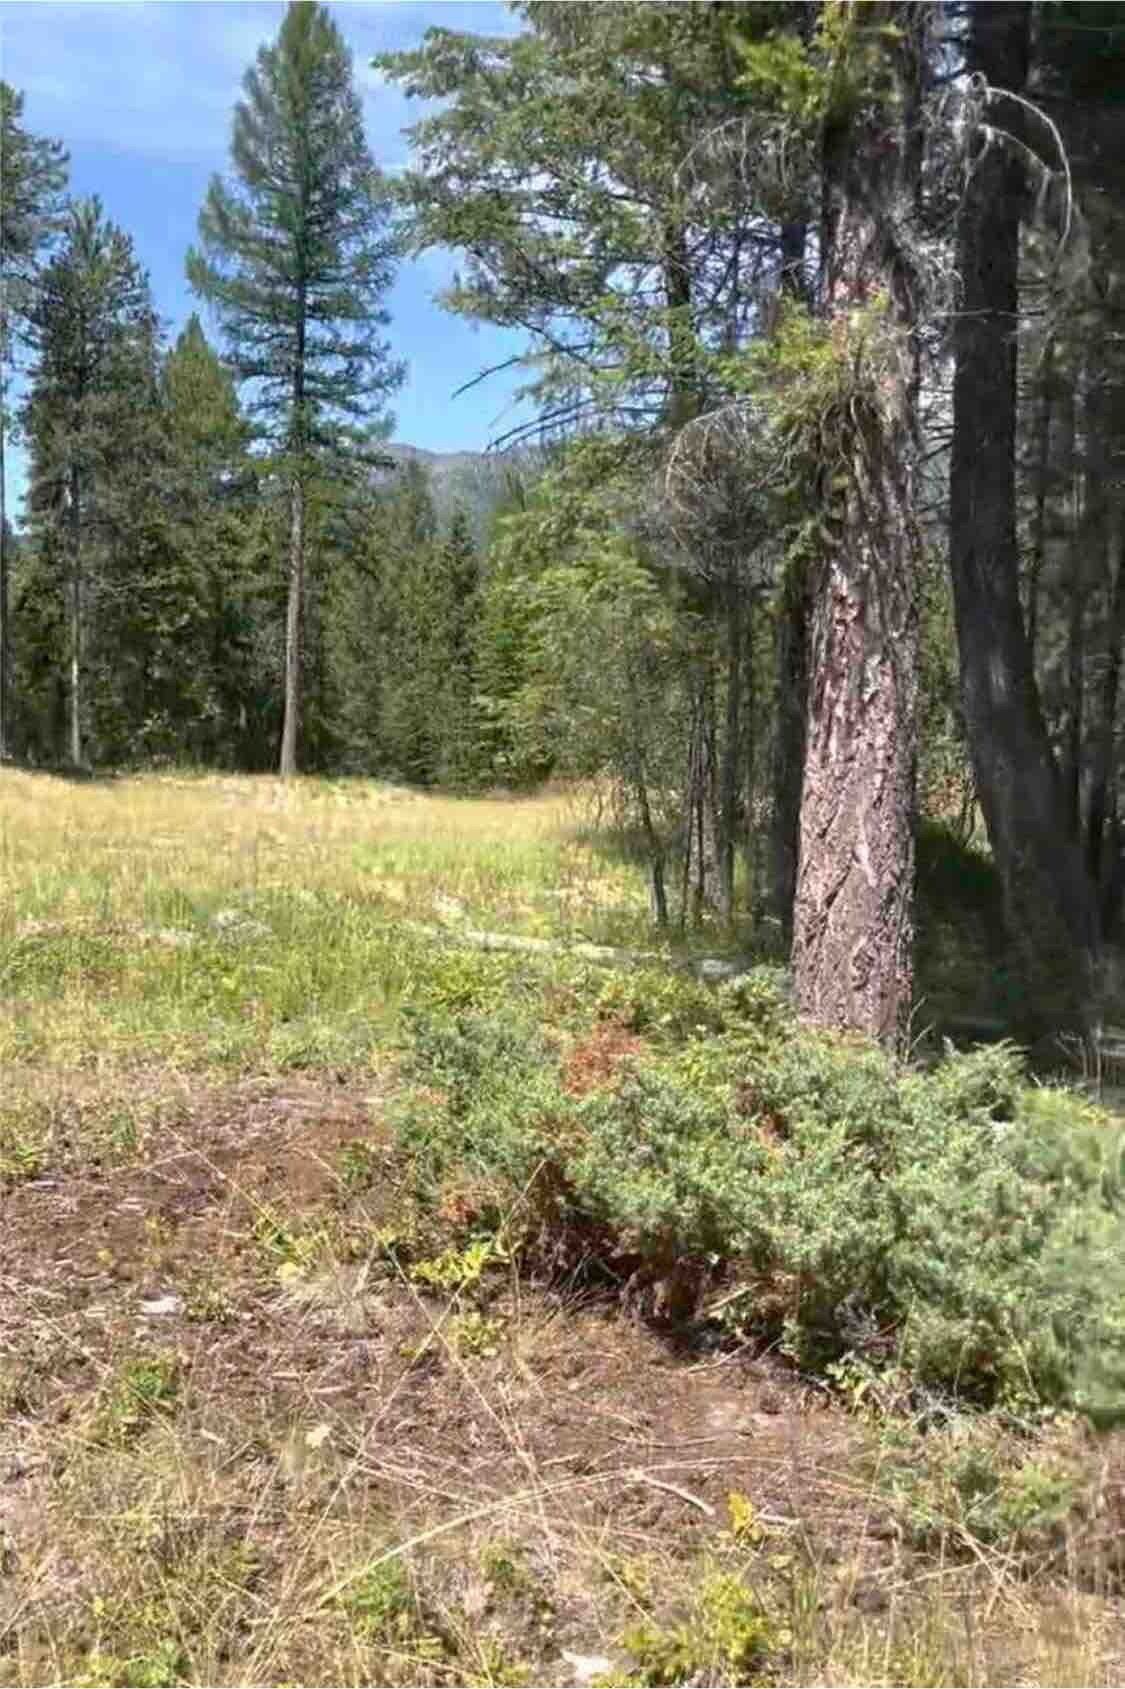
top-left (619, 1571), bottom-right (783, 1686)
top-left (393, 981), bottom-right (1125, 1416)
top-left (878, 1414), bottom-right (1081, 1557)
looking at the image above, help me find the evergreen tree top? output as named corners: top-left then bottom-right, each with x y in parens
top-left (186, 0), bottom-right (404, 462)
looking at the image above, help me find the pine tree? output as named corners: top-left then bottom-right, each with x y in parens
top-left (0, 83), bottom-right (67, 760)
top-left (187, 0), bottom-right (404, 776)
top-left (438, 506), bottom-right (482, 782)
top-left (161, 314), bottom-right (259, 762)
top-left (944, 1), bottom-right (1125, 1032)
top-left (381, 2), bottom-right (925, 1035)
top-left (782, 2), bottom-right (928, 1044)
top-left (22, 197), bottom-right (157, 766)
top-left (369, 459), bottom-right (440, 781)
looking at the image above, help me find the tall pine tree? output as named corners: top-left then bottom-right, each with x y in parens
top-left (187, 0), bottom-right (403, 776)
top-left (0, 83), bottom-right (67, 760)
top-left (22, 198), bottom-right (157, 767)
top-left (161, 314), bottom-right (260, 763)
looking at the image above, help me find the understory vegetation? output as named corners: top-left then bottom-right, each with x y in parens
top-left (1, 771), bottom-right (1124, 1687)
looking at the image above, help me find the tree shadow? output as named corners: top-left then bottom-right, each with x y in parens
top-left (0, 756), bottom-right (120, 785)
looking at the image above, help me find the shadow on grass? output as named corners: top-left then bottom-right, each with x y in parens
top-left (0, 755), bottom-right (121, 785)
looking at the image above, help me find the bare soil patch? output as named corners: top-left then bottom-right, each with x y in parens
top-left (2, 1068), bottom-right (1125, 1686)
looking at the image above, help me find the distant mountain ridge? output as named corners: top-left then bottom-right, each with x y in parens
top-left (382, 441), bottom-right (528, 536)
top-left (385, 442), bottom-right (493, 475)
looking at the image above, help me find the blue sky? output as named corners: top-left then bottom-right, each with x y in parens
top-left (1, 0), bottom-right (533, 517)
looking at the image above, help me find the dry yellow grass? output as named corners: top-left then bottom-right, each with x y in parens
top-left (0, 770), bottom-right (649, 1075)
top-left (0, 769), bottom-right (632, 927)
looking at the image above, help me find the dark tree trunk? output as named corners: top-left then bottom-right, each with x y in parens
top-left (279, 284), bottom-right (307, 780)
top-left (716, 577), bottom-right (743, 929)
top-left (687, 672), bottom-right (720, 924)
top-left (1025, 343), bottom-right (1054, 666)
top-left (1062, 380), bottom-right (1086, 839)
top-left (68, 462), bottom-right (82, 768)
top-left (948, 0), bottom-right (1100, 1027)
top-left (0, 399), bottom-right (9, 762)
top-left (0, 422), bottom-right (7, 766)
top-left (279, 470), bottom-right (304, 779)
top-left (766, 222), bottom-right (808, 946)
top-left (663, 216), bottom-right (696, 432)
top-left (1088, 500), bottom-right (1125, 915)
top-left (791, 2), bottom-right (923, 1047)
top-left (768, 563), bottom-right (807, 947)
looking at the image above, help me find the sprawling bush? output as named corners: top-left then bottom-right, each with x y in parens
top-left (393, 972), bottom-right (1125, 1418)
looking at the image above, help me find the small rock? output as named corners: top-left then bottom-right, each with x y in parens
top-left (560, 1650), bottom-right (612, 1686)
top-left (155, 927), bottom-right (196, 949)
top-left (697, 957), bottom-right (741, 983)
top-left (211, 909), bottom-right (270, 941)
top-left (139, 1294), bottom-right (181, 1317)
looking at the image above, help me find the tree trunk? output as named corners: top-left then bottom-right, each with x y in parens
top-left (636, 774), bottom-right (669, 929)
top-left (68, 463), bottom-right (82, 768)
top-left (790, 2), bottom-right (922, 1047)
top-left (766, 223), bottom-right (809, 946)
top-left (279, 266), bottom-right (307, 779)
top-left (741, 587), bottom-right (759, 913)
top-left (1062, 379), bottom-right (1086, 838)
top-left (1025, 343), bottom-right (1054, 666)
top-left (768, 562), bottom-right (807, 947)
top-left (791, 416), bottom-right (919, 1044)
top-left (688, 669), bottom-right (720, 923)
top-left (716, 577), bottom-right (743, 929)
top-left (0, 394), bottom-right (8, 762)
top-left (1087, 498), bottom-right (1125, 915)
top-left (279, 468), bottom-right (304, 779)
top-left (948, 0), bottom-right (1100, 1029)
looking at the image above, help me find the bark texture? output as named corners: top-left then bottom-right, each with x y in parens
top-left (791, 1), bottom-right (922, 1045)
top-left (791, 410), bottom-right (919, 1043)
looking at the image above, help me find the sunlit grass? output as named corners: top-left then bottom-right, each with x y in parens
top-left (0, 770), bottom-right (652, 1072)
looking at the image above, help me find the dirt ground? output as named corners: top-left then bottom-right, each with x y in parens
top-left (3, 1072), bottom-right (1125, 1686)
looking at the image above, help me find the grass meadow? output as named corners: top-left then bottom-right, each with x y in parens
top-left (1, 768), bottom-right (1123, 1687)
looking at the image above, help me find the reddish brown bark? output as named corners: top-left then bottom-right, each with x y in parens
top-left (791, 2), bottom-right (924, 1046)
